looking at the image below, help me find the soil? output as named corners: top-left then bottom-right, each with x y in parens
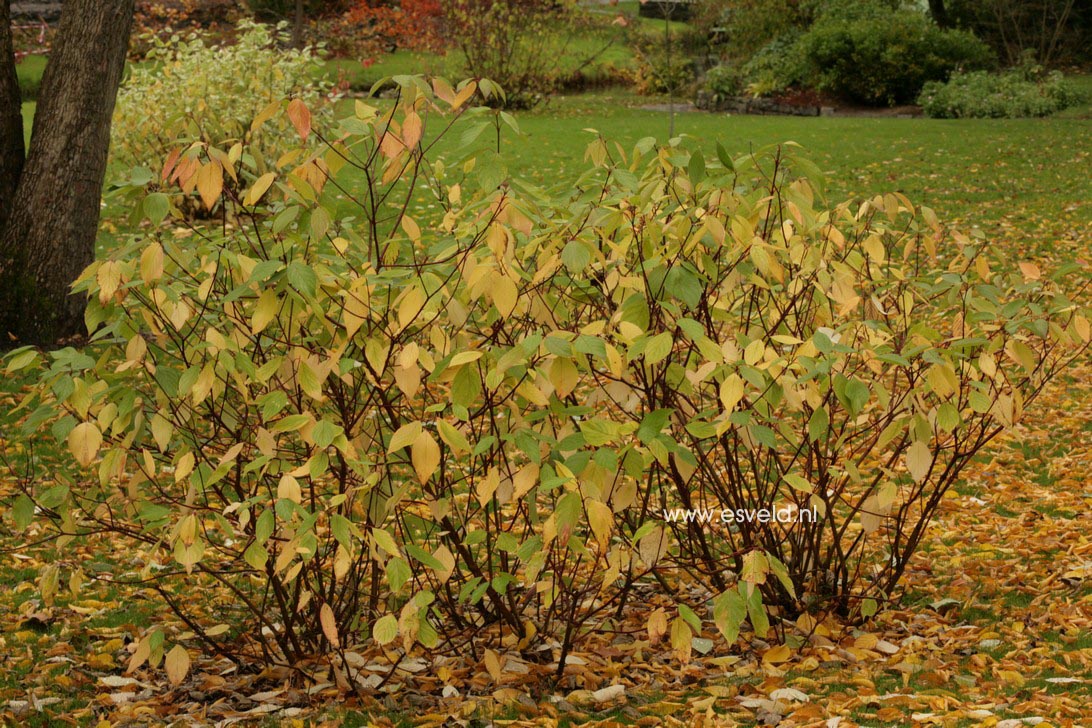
top-left (770, 88), bottom-right (925, 118)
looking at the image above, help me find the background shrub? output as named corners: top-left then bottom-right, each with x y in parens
top-left (738, 32), bottom-right (808, 97)
top-left (703, 63), bottom-right (745, 102)
top-left (631, 34), bottom-right (699, 97)
top-left (798, 10), bottom-right (994, 105)
top-left (131, 0), bottom-right (248, 56)
top-left (111, 21), bottom-right (335, 210)
top-left (919, 64), bottom-right (1082, 118)
top-left (443, 0), bottom-right (583, 108)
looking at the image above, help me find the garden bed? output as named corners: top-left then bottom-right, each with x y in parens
top-left (695, 89), bottom-right (924, 117)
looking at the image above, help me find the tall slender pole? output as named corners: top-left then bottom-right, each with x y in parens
top-left (665, 3), bottom-right (674, 137)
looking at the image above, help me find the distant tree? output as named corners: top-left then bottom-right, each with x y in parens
top-left (928, 0), bottom-right (950, 27)
top-left (0, 0), bottom-right (135, 345)
top-left (947, 0), bottom-right (1085, 66)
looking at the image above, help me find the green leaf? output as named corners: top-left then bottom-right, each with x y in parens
top-left (562, 240), bottom-right (592, 274)
top-left (713, 588), bottom-right (747, 644)
top-left (808, 407), bottom-right (829, 442)
top-left (678, 603), bottom-right (701, 632)
top-left (12, 494), bottom-right (35, 531)
top-left (637, 409), bottom-right (672, 444)
top-left (254, 509), bottom-right (275, 546)
top-left (386, 556), bottom-right (411, 592)
top-left (643, 332), bottom-right (673, 365)
top-left (665, 266), bottom-right (702, 309)
top-left (244, 541), bottom-right (269, 570)
top-left (716, 142), bottom-right (734, 172)
top-left (688, 149), bottom-right (705, 184)
top-left (311, 419), bottom-right (343, 449)
top-left (745, 584), bottom-right (770, 638)
top-left (286, 261), bottom-right (317, 298)
top-left (843, 378), bottom-right (870, 417)
top-left (373, 614), bottom-right (398, 645)
top-left (767, 553), bottom-right (797, 598)
top-left (143, 193), bottom-right (170, 225)
top-left (405, 543), bottom-right (445, 571)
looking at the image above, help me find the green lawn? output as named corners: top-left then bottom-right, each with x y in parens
top-left (315, 88), bottom-right (1090, 263)
top-left (21, 101), bottom-right (34, 145)
top-left (15, 53), bottom-right (47, 100)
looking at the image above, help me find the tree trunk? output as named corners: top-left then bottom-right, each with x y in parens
top-left (0, 0), bottom-right (135, 345)
top-left (928, 0), bottom-right (950, 28)
top-left (0, 0), bottom-right (25, 233)
top-left (292, 0), bottom-right (304, 49)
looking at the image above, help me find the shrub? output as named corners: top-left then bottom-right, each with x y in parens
top-left (630, 30), bottom-right (699, 97)
top-left (738, 32), bottom-right (808, 97)
top-left (919, 64), bottom-right (1081, 118)
top-left (798, 11), bottom-right (994, 105)
top-left (246, 0), bottom-right (351, 21)
top-left (443, 0), bottom-right (588, 108)
top-left (703, 63), bottom-right (745, 102)
top-left (131, 0), bottom-right (247, 57)
top-left (6, 82), bottom-right (1089, 684)
top-left (111, 21), bottom-right (335, 214)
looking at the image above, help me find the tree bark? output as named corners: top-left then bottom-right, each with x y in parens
top-left (292, 0), bottom-right (304, 49)
top-left (0, 0), bottom-right (25, 233)
top-left (928, 0), bottom-right (950, 28)
top-left (0, 0), bottom-right (135, 345)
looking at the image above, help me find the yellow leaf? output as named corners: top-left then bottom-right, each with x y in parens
top-left (251, 288), bottom-right (279, 334)
top-left (491, 274), bottom-right (518, 318)
top-left (127, 636), bottom-right (151, 673)
top-left (587, 500), bottom-right (613, 549)
top-left (1074, 315), bottom-right (1091, 342)
top-left (763, 644), bottom-right (791, 664)
top-left (484, 649), bottom-right (503, 682)
top-left (277, 474), bottom-right (302, 504)
top-left (647, 608), bottom-right (668, 644)
top-left (140, 242), bottom-right (164, 282)
top-left (251, 99), bottom-right (280, 133)
top-left (905, 440), bottom-right (932, 483)
top-left (671, 617), bottom-right (692, 662)
top-left (287, 98), bottom-right (312, 141)
top-left (401, 214), bottom-right (421, 242)
top-left (68, 422), bottom-right (102, 467)
top-left (397, 286), bottom-right (426, 332)
top-left (402, 111), bottom-right (422, 149)
top-left (411, 430), bottom-right (440, 484)
top-left (388, 421), bottom-right (422, 452)
top-left (639, 526), bottom-right (667, 567)
top-left (449, 350), bottom-right (483, 367)
top-left (431, 77), bottom-right (455, 104)
top-left (511, 463), bottom-right (539, 500)
top-left (196, 161), bottom-right (223, 211)
top-left (548, 357), bottom-right (579, 398)
top-left (96, 260), bottom-right (121, 304)
top-left (719, 374), bottom-right (745, 413)
top-left (244, 172), bottom-right (276, 206)
top-left (320, 602), bottom-right (339, 647)
top-left (432, 545), bottom-right (455, 584)
top-left (451, 81), bottom-right (478, 110)
top-left (1018, 261), bottom-right (1040, 281)
top-left (164, 645), bottom-right (190, 685)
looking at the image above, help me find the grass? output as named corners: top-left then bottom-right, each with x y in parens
top-left (15, 53), bottom-right (47, 100)
top-left (21, 101), bottom-right (34, 145)
top-left (316, 88), bottom-right (1090, 262)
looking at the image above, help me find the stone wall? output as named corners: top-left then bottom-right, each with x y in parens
top-left (11, 2), bottom-right (66, 22)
